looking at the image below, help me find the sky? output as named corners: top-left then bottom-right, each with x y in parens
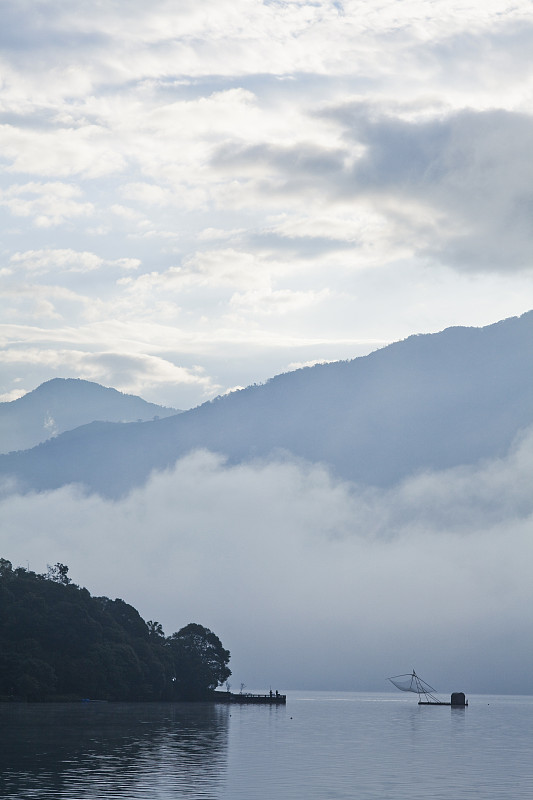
top-left (1, 0), bottom-right (533, 408)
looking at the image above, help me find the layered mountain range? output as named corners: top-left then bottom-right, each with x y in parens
top-left (1, 311), bottom-right (531, 498)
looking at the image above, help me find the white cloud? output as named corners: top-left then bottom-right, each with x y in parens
top-left (120, 249), bottom-right (275, 295)
top-left (0, 347), bottom-right (217, 403)
top-left (11, 249), bottom-right (103, 274)
top-left (230, 287), bottom-right (330, 316)
top-left (0, 282), bottom-right (91, 323)
top-left (0, 388), bottom-right (26, 403)
top-left (77, 352), bottom-right (217, 399)
top-left (121, 182), bottom-right (177, 207)
top-left (110, 204), bottom-right (146, 222)
top-left (111, 257), bottom-right (141, 271)
top-left (181, 249), bottom-right (270, 290)
top-left (271, 213), bottom-right (369, 243)
top-left (197, 227), bottom-right (247, 243)
top-left (0, 0), bottom-right (532, 409)
top-left (0, 124), bottom-right (126, 178)
top-left (287, 359), bottom-right (332, 370)
top-left (0, 182), bottom-right (94, 226)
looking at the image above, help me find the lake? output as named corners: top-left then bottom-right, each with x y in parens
top-left (1, 692), bottom-right (531, 799)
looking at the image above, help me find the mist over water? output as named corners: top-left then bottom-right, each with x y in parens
top-left (2, 426), bottom-right (532, 695)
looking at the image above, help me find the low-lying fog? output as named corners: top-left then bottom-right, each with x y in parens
top-left (2, 426), bottom-right (532, 696)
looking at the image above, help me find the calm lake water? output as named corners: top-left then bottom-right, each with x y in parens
top-left (1, 692), bottom-right (531, 799)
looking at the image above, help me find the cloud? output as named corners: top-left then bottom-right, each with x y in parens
top-left (1, 427), bottom-right (532, 694)
top-left (269, 213), bottom-right (367, 244)
top-left (121, 183), bottom-right (178, 208)
top-left (287, 358), bottom-right (333, 370)
top-left (77, 352), bottom-right (217, 400)
top-left (0, 124), bottom-right (126, 179)
top-left (11, 249), bottom-right (102, 274)
top-left (321, 104), bottom-right (533, 271)
top-left (204, 101), bottom-right (533, 274)
top-left (213, 141), bottom-right (348, 182)
top-left (0, 388), bottom-right (26, 403)
top-left (181, 248), bottom-right (269, 290)
top-left (198, 227), bottom-right (246, 242)
top-left (3, 1), bottom-right (530, 86)
top-left (0, 283), bottom-right (90, 323)
top-left (0, 182), bottom-right (94, 226)
top-left (1, 0), bottom-right (532, 411)
top-left (0, 347), bottom-right (218, 407)
top-left (119, 249), bottom-right (275, 295)
top-left (229, 287), bottom-right (330, 316)
top-left (415, 20), bottom-right (533, 102)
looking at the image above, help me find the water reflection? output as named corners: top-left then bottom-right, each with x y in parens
top-left (1, 694), bottom-right (532, 800)
top-left (0, 702), bottom-right (229, 799)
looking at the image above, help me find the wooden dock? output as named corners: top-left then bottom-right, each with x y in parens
top-left (213, 691), bottom-right (286, 705)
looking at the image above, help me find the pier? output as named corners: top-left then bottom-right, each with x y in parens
top-left (213, 691), bottom-right (286, 705)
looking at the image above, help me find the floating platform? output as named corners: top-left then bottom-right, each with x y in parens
top-left (418, 701), bottom-right (468, 706)
top-left (419, 693), bottom-right (468, 707)
top-left (213, 691), bottom-right (286, 705)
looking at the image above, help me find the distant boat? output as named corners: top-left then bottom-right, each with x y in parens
top-left (388, 670), bottom-right (468, 706)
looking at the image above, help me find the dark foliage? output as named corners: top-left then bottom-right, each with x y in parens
top-left (168, 623), bottom-right (231, 700)
top-left (0, 558), bottom-right (230, 702)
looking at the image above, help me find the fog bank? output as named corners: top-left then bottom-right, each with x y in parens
top-left (2, 428), bottom-right (532, 695)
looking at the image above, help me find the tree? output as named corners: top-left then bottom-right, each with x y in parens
top-left (147, 620), bottom-right (165, 640)
top-left (0, 559), bottom-right (231, 702)
top-left (46, 563), bottom-right (71, 585)
top-left (168, 623), bottom-right (231, 700)
top-left (0, 558), bottom-right (13, 578)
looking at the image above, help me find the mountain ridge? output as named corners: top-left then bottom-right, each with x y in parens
top-left (0, 378), bottom-right (179, 454)
top-left (1, 311), bottom-right (531, 497)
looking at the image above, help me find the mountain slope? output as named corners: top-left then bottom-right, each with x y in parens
top-left (0, 312), bottom-right (531, 497)
top-left (0, 378), bottom-right (179, 454)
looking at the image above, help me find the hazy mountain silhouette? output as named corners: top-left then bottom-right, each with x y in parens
top-left (0, 312), bottom-right (531, 497)
top-left (0, 378), bottom-right (179, 454)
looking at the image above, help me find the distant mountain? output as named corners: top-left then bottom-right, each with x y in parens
top-left (0, 378), bottom-right (179, 454)
top-left (0, 312), bottom-right (531, 497)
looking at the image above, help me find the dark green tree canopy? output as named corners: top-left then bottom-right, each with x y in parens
top-left (0, 559), bottom-right (230, 702)
top-left (46, 562), bottom-right (71, 585)
top-left (169, 623), bottom-right (231, 700)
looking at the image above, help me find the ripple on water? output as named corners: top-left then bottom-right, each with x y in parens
top-left (0, 694), bottom-right (532, 799)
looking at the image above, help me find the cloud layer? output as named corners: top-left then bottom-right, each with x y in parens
top-left (1, 1), bottom-right (533, 405)
top-left (2, 426), bottom-right (532, 695)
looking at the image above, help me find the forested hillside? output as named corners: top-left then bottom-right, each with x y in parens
top-left (0, 559), bottom-right (230, 702)
top-left (0, 311), bottom-right (531, 497)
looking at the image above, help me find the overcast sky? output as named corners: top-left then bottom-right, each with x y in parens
top-left (1, 0), bottom-right (533, 408)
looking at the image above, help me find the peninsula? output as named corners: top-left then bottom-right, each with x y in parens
top-left (0, 558), bottom-right (230, 702)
